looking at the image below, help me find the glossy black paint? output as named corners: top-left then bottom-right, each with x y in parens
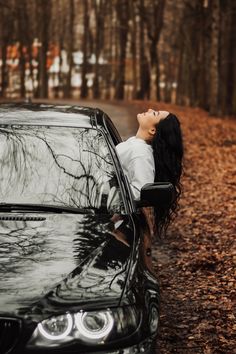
top-left (0, 103), bottom-right (159, 354)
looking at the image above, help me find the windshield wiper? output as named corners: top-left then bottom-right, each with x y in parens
top-left (0, 203), bottom-right (95, 214)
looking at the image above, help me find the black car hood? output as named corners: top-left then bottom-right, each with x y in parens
top-left (0, 213), bottom-right (133, 318)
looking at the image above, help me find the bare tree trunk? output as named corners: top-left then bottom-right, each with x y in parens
top-left (57, 0), bottom-right (66, 98)
top-left (93, 0), bottom-right (106, 99)
top-left (114, 0), bottom-right (129, 100)
top-left (137, 0), bottom-right (148, 99)
top-left (209, 0), bottom-right (220, 115)
top-left (0, 4), bottom-right (12, 98)
top-left (0, 45), bottom-right (7, 98)
top-left (81, 0), bottom-right (89, 98)
top-left (219, 1), bottom-right (231, 115)
top-left (14, 0), bottom-right (35, 98)
top-left (93, 0), bottom-right (100, 99)
top-left (227, 0), bottom-right (236, 115)
top-left (64, 0), bottom-right (74, 98)
top-left (105, 1), bottom-right (113, 99)
top-left (17, 0), bottom-right (27, 98)
top-left (19, 44), bottom-right (26, 98)
top-left (229, 0), bottom-right (236, 115)
top-left (38, 0), bottom-right (51, 98)
top-left (176, 1), bottom-right (211, 108)
top-left (176, 35), bottom-right (183, 106)
top-left (196, 4), bottom-right (209, 109)
top-left (113, 6), bottom-right (119, 99)
top-left (140, 0), bottom-right (165, 101)
top-left (163, 54), bottom-right (172, 102)
top-left (130, 0), bottom-right (138, 99)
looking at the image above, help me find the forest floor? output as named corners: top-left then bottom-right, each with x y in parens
top-left (129, 101), bottom-right (236, 354)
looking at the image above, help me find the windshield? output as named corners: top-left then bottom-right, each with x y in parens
top-left (0, 125), bottom-right (124, 213)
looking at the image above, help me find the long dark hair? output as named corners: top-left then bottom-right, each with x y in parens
top-left (151, 113), bottom-right (183, 237)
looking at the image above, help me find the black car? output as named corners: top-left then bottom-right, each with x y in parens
top-left (0, 103), bottom-right (174, 354)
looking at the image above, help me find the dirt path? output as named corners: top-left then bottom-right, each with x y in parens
top-left (78, 99), bottom-right (138, 139)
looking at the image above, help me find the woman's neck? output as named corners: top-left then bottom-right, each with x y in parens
top-left (135, 128), bottom-right (151, 143)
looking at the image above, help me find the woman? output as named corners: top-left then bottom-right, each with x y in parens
top-left (116, 108), bottom-right (183, 238)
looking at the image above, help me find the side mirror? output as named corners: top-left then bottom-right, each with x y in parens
top-left (135, 182), bottom-right (176, 208)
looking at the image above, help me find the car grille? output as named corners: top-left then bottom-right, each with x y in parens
top-left (0, 318), bottom-right (21, 354)
top-left (0, 216), bottom-right (45, 221)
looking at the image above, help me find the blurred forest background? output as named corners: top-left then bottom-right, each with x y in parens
top-left (0, 0), bottom-right (236, 116)
top-left (0, 2), bottom-right (236, 353)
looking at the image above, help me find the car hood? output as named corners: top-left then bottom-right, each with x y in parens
top-left (0, 213), bottom-right (133, 318)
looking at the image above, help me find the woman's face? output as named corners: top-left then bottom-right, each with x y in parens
top-left (137, 109), bottom-right (169, 130)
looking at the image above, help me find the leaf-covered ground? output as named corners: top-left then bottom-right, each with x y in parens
top-left (130, 101), bottom-right (236, 354)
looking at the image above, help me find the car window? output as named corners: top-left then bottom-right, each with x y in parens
top-left (0, 125), bottom-right (124, 213)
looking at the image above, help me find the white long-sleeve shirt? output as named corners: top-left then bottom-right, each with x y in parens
top-left (116, 136), bottom-right (155, 200)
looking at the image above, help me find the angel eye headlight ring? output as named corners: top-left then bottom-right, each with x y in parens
top-left (38, 313), bottom-right (73, 340)
top-left (75, 311), bottom-right (114, 340)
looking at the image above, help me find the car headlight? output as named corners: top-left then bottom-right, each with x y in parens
top-left (27, 307), bottom-right (140, 348)
top-left (74, 311), bottom-right (114, 342)
top-left (38, 313), bottom-right (73, 340)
